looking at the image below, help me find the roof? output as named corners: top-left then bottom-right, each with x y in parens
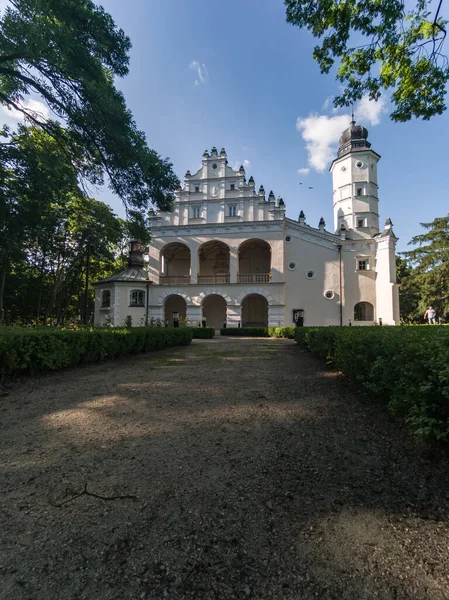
top-left (94, 267), bottom-right (150, 285)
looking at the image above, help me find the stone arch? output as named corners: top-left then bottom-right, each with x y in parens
top-left (164, 294), bottom-right (187, 325)
top-left (354, 301), bottom-right (374, 321)
top-left (198, 240), bottom-right (230, 283)
top-left (201, 293), bottom-right (227, 329)
top-left (237, 238), bottom-right (272, 283)
top-left (236, 288), bottom-right (274, 305)
top-left (156, 289), bottom-right (192, 306)
top-left (160, 242), bottom-right (191, 283)
top-left (241, 293), bottom-right (268, 327)
top-left (195, 289), bottom-right (233, 306)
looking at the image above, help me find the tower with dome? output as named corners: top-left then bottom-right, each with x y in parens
top-left (94, 125), bottom-right (399, 328)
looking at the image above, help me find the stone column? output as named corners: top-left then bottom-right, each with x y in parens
top-left (268, 305), bottom-right (284, 327)
top-left (226, 304), bottom-right (241, 327)
top-left (186, 305), bottom-right (202, 327)
top-left (190, 242), bottom-right (199, 284)
top-left (229, 246), bottom-right (238, 283)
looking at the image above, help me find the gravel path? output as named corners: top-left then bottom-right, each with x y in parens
top-left (1, 337), bottom-right (449, 600)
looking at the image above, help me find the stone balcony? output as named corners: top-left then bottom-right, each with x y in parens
top-left (237, 273), bottom-right (271, 284)
top-left (159, 273), bottom-right (272, 285)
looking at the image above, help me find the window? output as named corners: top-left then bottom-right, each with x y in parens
top-left (195, 186), bottom-right (200, 193)
top-left (230, 183), bottom-right (235, 190)
top-left (324, 290), bottom-right (335, 300)
top-left (357, 187), bottom-right (363, 196)
top-left (357, 218), bottom-right (365, 228)
top-left (358, 259), bottom-right (368, 271)
top-left (285, 235), bottom-right (291, 243)
top-left (288, 262), bottom-right (296, 270)
top-left (130, 290), bottom-right (145, 307)
top-left (306, 270), bottom-right (315, 280)
top-left (212, 163), bottom-right (217, 169)
top-left (356, 160), bottom-right (363, 168)
top-left (101, 290), bottom-right (111, 307)
top-left (192, 207), bottom-right (201, 219)
top-left (228, 205), bottom-right (237, 217)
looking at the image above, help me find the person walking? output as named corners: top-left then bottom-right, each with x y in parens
top-left (424, 305), bottom-right (436, 324)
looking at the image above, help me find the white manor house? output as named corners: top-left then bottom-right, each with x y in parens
top-left (94, 121), bottom-right (400, 328)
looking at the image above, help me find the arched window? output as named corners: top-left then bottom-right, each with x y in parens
top-left (130, 289), bottom-right (145, 307)
top-left (354, 302), bottom-right (374, 321)
top-left (101, 290), bottom-right (111, 307)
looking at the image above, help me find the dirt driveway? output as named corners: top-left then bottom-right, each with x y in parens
top-left (1, 337), bottom-right (449, 600)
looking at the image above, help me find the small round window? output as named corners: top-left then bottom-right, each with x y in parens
top-left (285, 235), bottom-right (292, 243)
top-left (324, 290), bottom-right (335, 300)
top-left (306, 270), bottom-right (315, 280)
top-left (341, 166), bottom-right (347, 172)
top-left (288, 262), bottom-right (296, 271)
top-left (212, 163), bottom-right (218, 169)
top-left (356, 161), bottom-right (363, 168)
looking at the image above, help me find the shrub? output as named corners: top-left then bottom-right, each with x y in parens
top-left (220, 327), bottom-right (295, 338)
top-left (268, 326), bottom-right (295, 339)
top-left (295, 326), bottom-right (449, 443)
top-left (0, 326), bottom-right (193, 379)
top-left (190, 327), bottom-right (215, 339)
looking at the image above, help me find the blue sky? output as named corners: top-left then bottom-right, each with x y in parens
top-left (2, 0), bottom-right (449, 251)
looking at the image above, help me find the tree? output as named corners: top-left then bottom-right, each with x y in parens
top-left (0, 124), bottom-right (126, 324)
top-left (396, 256), bottom-right (421, 322)
top-left (0, 0), bottom-right (178, 211)
top-left (401, 215), bottom-right (449, 320)
top-left (285, 0), bottom-right (449, 121)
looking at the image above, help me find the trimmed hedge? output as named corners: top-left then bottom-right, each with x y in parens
top-left (190, 327), bottom-right (215, 339)
top-left (295, 326), bottom-right (449, 443)
top-left (0, 326), bottom-right (193, 379)
top-left (220, 326), bottom-right (295, 338)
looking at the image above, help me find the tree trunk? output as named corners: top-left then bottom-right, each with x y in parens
top-left (0, 260), bottom-right (8, 325)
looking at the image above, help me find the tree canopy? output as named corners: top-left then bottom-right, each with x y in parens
top-left (0, 124), bottom-right (133, 325)
top-left (285, 0), bottom-right (449, 121)
top-left (399, 215), bottom-right (449, 321)
top-left (0, 0), bottom-right (178, 211)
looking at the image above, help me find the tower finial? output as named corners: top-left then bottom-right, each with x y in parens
top-left (351, 103), bottom-right (355, 124)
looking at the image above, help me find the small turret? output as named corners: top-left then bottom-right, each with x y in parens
top-left (278, 197), bottom-right (285, 207)
top-left (318, 217), bottom-right (325, 230)
top-left (299, 210), bottom-right (306, 224)
top-left (220, 147), bottom-right (227, 157)
top-left (248, 176), bottom-right (255, 186)
top-left (202, 149), bottom-right (209, 158)
top-left (268, 190), bottom-right (275, 202)
top-left (128, 240), bottom-right (144, 268)
top-left (210, 146), bottom-right (218, 156)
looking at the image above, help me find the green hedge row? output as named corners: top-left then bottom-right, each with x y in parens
top-left (220, 327), bottom-right (295, 338)
top-left (295, 326), bottom-right (449, 443)
top-left (0, 326), bottom-right (193, 379)
top-left (190, 327), bottom-right (215, 339)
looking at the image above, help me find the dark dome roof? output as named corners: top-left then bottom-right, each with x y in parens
top-left (338, 120), bottom-right (371, 156)
top-left (339, 121), bottom-right (368, 146)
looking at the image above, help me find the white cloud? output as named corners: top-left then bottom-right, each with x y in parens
top-left (296, 97), bottom-right (387, 173)
top-left (1, 98), bottom-right (51, 125)
top-left (355, 95), bottom-right (387, 126)
top-left (231, 159), bottom-right (250, 171)
top-left (189, 60), bottom-right (209, 86)
top-left (297, 167), bottom-right (310, 176)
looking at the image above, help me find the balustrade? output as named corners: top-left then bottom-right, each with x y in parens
top-left (237, 273), bottom-right (271, 284)
top-left (159, 275), bottom-right (191, 285)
